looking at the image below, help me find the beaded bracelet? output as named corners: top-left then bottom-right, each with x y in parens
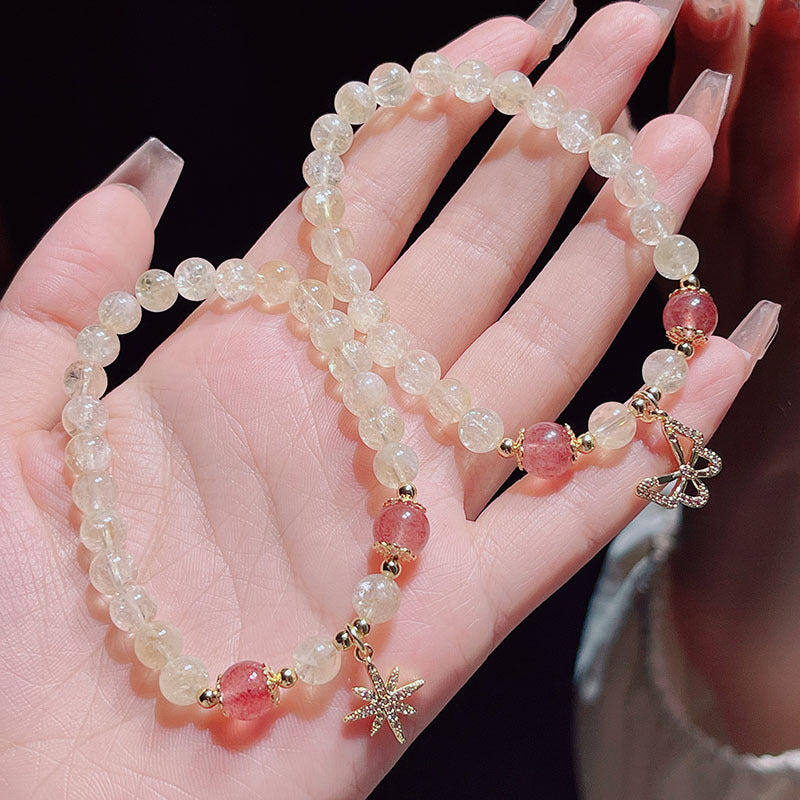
top-left (61, 50), bottom-right (722, 745)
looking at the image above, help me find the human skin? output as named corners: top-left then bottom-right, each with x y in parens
top-left (0, 1), bottom-right (780, 797)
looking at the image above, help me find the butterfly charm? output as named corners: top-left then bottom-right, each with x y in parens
top-left (635, 415), bottom-right (722, 509)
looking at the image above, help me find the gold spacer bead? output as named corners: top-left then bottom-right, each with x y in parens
top-left (397, 483), bottom-right (417, 502)
top-left (643, 385), bottom-right (662, 404)
top-left (197, 687), bottom-right (221, 709)
top-left (676, 341), bottom-right (695, 359)
top-left (380, 558), bottom-right (402, 578)
top-left (680, 273), bottom-right (701, 291)
top-left (334, 629), bottom-right (353, 650)
top-left (497, 437), bottom-right (516, 458)
top-left (575, 432), bottom-right (596, 454)
top-left (630, 397), bottom-right (648, 417)
top-left (352, 618), bottom-right (371, 637)
top-left (278, 667), bottom-right (297, 688)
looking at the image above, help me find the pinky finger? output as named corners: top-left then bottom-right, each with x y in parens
top-left (474, 300), bottom-right (779, 633)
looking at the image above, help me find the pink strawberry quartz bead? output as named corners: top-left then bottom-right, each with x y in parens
top-left (521, 422), bottom-right (573, 478)
top-left (663, 289), bottom-right (718, 336)
top-left (219, 661), bottom-right (275, 721)
top-left (373, 501), bottom-right (430, 554)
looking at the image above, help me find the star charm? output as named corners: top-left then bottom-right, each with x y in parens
top-left (635, 415), bottom-right (722, 509)
top-left (343, 660), bottom-right (424, 744)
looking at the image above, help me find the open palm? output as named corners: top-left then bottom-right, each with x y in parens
top-left (1, 8), bottom-right (757, 799)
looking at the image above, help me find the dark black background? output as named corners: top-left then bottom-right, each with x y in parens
top-left (0, 2), bottom-right (674, 796)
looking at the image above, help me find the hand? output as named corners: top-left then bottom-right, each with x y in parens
top-left (0, 4), bottom-right (762, 797)
top-left (666, 0), bottom-right (800, 755)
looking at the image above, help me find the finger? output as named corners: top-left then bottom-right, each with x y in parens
top-left (728, 0), bottom-right (800, 255)
top-left (671, 0), bottom-right (750, 192)
top-left (0, 139), bottom-right (181, 431)
top-left (242, 11), bottom-right (572, 280)
top-left (445, 70), bottom-right (729, 517)
top-left (475, 302), bottom-right (777, 636)
top-left (377, 0), bottom-right (678, 370)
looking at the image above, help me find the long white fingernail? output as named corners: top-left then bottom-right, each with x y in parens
top-left (746, 0), bottom-right (765, 25)
top-left (99, 137), bottom-right (184, 227)
top-left (527, 0), bottom-right (578, 45)
top-left (675, 69), bottom-right (732, 140)
top-left (640, 0), bottom-right (684, 31)
top-left (728, 299), bottom-right (781, 377)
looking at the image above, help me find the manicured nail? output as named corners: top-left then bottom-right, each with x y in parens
top-left (728, 300), bottom-right (781, 377)
top-left (689, 0), bottom-right (736, 39)
top-left (99, 137), bottom-right (183, 227)
top-left (639, 0), bottom-right (684, 31)
top-left (675, 69), bottom-right (732, 140)
top-left (745, 0), bottom-right (764, 25)
top-left (527, 0), bottom-right (578, 45)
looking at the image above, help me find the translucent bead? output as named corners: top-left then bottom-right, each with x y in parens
top-left (411, 52), bottom-right (452, 96)
top-left (358, 405), bottom-right (404, 450)
top-left (72, 470), bottom-right (118, 514)
top-left (368, 62), bottom-right (412, 107)
top-left (452, 59), bottom-right (493, 103)
top-left (521, 422), bottom-right (573, 478)
top-left (174, 257), bottom-right (216, 301)
top-left (663, 288), bottom-right (718, 336)
top-left (302, 150), bottom-right (345, 187)
top-left (159, 655), bottom-right (208, 706)
top-left (310, 113), bottom-right (353, 155)
top-left (373, 502), bottom-right (430, 553)
top-left (588, 401), bottom-right (637, 450)
top-left (327, 258), bottom-right (371, 301)
top-left (89, 548), bottom-right (136, 595)
top-left (614, 163), bottom-right (657, 208)
top-left (373, 442), bottom-right (419, 488)
top-left (98, 291), bottom-right (141, 334)
top-left (76, 324), bottom-right (120, 367)
top-left (63, 360), bottom-right (107, 399)
top-left (348, 290), bottom-right (389, 333)
top-left (526, 84), bottom-right (568, 129)
top-left (135, 269), bottom-right (178, 312)
top-left (80, 510), bottom-right (127, 551)
top-left (134, 620), bottom-right (183, 670)
top-left (366, 321), bottom-right (410, 368)
top-left (62, 396), bottom-right (108, 436)
top-left (293, 636), bottom-right (342, 685)
top-left (301, 184), bottom-right (345, 227)
top-left (395, 349), bottom-right (441, 395)
top-left (490, 70), bottom-right (532, 115)
top-left (255, 260), bottom-right (298, 305)
top-left (311, 225), bottom-right (355, 265)
top-left (352, 573), bottom-right (401, 623)
top-left (653, 235), bottom-right (700, 280)
top-left (309, 309), bottom-right (354, 354)
top-left (328, 340), bottom-right (372, 382)
top-left (109, 584), bottom-right (157, 633)
top-left (289, 279), bottom-right (334, 324)
top-left (215, 258), bottom-right (257, 302)
top-left (588, 133), bottom-right (632, 178)
top-left (342, 371), bottom-right (388, 417)
top-left (427, 378), bottom-right (472, 425)
top-left (458, 408), bottom-right (504, 453)
top-left (629, 201), bottom-right (677, 246)
top-left (556, 108), bottom-right (602, 154)
top-left (334, 81), bottom-right (376, 125)
top-left (642, 349), bottom-right (689, 394)
top-left (218, 661), bottom-right (275, 720)
top-left (65, 433), bottom-right (111, 475)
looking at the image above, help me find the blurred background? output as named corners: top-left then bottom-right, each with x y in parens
top-left (0, 2), bottom-right (675, 795)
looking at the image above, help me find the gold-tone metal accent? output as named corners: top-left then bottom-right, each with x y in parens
top-left (635, 414), bottom-right (722, 509)
top-left (497, 437), bottom-right (516, 458)
top-left (397, 484), bottom-right (417, 502)
top-left (678, 274), bottom-right (701, 291)
top-left (666, 325), bottom-right (708, 347)
top-left (352, 618), bottom-right (371, 637)
top-left (353, 643), bottom-right (375, 663)
top-left (343, 658), bottom-right (425, 744)
top-left (262, 666), bottom-right (284, 704)
top-left (277, 667), bottom-right (298, 688)
top-left (676, 341), bottom-right (695, 359)
top-left (214, 674), bottom-right (229, 716)
top-left (575, 432), bottom-right (596, 454)
top-left (334, 629), bottom-right (354, 650)
top-left (629, 390), bottom-right (668, 424)
top-left (373, 540), bottom-right (417, 562)
top-left (642, 385), bottom-right (662, 404)
top-left (197, 687), bottom-right (221, 709)
top-left (380, 558), bottom-right (402, 578)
